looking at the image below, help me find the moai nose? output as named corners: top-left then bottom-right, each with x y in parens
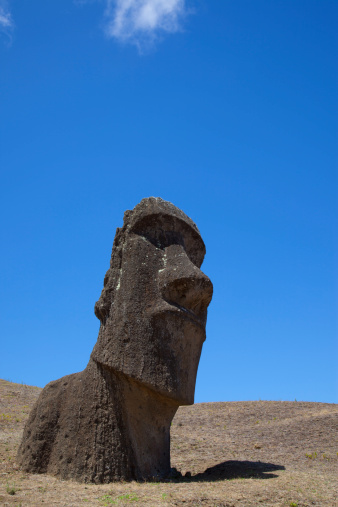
top-left (158, 248), bottom-right (213, 319)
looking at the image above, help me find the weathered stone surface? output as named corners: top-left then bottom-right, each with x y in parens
top-left (17, 197), bottom-right (213, 483)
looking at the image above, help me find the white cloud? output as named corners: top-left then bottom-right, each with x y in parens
top-left (104, 0), bottom-right (187, 49)
top-left (0, 2), bottom-right (13, 42)
top-left (0, 4), bottom-right (12, 28)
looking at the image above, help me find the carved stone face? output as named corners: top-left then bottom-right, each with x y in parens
top-left (92, 198), bottom-right (213, 405)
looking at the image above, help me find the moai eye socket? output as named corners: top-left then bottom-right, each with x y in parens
top-left (131, 215), bottom-right (206, 268)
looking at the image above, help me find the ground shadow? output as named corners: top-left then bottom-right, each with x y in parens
top-left (170, 461), bottom-right (285, 482)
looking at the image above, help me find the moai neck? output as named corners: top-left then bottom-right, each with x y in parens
top-left (116, 372), bottom-right (179, 480)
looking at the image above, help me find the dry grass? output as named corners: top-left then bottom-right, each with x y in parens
top-left (0, 378), bottom-right (337, 506)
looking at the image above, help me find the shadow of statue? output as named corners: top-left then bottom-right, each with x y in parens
top-left (168, 460), bottom-right (285, 482)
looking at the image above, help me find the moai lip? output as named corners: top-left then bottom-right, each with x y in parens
top-left (17, 197), bottom-right (213, 483)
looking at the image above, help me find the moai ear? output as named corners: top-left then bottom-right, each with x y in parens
top-left (94, 269), bottom-right (112, 322)
top-left (94, 226), bottom-right (126, 323)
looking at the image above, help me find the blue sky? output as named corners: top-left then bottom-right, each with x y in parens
top-left (1, 1), bottom-right (337, 403)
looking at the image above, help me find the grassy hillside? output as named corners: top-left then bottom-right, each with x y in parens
top-left (0, 379), bottom-right (337, 506)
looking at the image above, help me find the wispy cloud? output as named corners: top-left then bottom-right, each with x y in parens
top-left (104, 0), bottom-right (187, 49)
top-left (0, 1), bottom-right (14, 43)
top-left (0, 3), bottom-right (12, 28)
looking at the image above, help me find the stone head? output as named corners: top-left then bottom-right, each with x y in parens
top-left (91, 197), bottom-right (213, 405)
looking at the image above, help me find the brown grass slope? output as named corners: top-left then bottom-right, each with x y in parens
top-left (0, 378), bottom-right (337, 506)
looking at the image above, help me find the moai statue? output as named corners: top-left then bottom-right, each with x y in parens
top-left (17, 197), bottom-right (213, 483)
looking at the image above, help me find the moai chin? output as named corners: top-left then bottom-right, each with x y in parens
top-left (17, 197), bottom-right (213, 483)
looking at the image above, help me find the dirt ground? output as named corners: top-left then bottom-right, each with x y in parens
top-left (0, 378), bottom-right (337, 506)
